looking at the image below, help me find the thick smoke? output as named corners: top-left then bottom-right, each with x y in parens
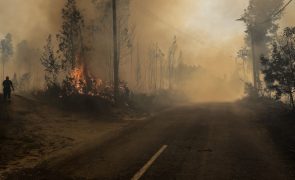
top-left (242, 0), bottom-right (285, 54)
top-left (0, 0), bottom-right (293, 101)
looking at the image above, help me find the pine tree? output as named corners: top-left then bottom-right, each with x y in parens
top-left (40, 35), bottom-right (60, 88)
top-left (57, 0), bottom-right (84, 71)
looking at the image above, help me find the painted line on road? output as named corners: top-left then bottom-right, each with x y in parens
top-left (131, 145), bottom-right (168, 180)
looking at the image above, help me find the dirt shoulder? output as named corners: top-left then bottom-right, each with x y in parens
top-left (0, 94), bottom-right (145, 178)
top-left (238, 98), bottom-right (295, 174)
top-left (5, 102), bottom-right (295, 179)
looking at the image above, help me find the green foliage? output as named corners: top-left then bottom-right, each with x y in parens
top-left (57, 0), bottom-right (84, 70)
top-left (40, 35), bottom-right (61, 88)
top-left (261, 27), bottom-right (295, 109)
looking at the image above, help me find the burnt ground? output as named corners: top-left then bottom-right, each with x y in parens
top-left (0, 94), bottom-right (147, 178)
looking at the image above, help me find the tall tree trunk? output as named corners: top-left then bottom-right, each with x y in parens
top-left (130, 48), bottom-right (133, 85)
top-left (2, 61), bottom-right (4, 81)
top-left (250, 25), bottom-right (258, 91)
top-left (155, 44), bottom-right (158, 91)
top-left (136, 42), bottom-right (141, 89)
top-left (160, 60), bottom-right (163, 89)
top-left (112, 0), bottom-right (119, 103)
top-left (289, 91), bottom-right (295, 111)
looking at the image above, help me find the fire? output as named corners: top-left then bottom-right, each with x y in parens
top-left (65, 64), bottom-right (103, 96)
top-left (62, 65), bottom-right (130, 102)
top-left (71, 67), bottom-right (86, 94)
top-left (60, 53), bottom-right (108, 97)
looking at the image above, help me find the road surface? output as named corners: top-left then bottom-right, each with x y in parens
top-left (9, 103), bottom-right (294, 180)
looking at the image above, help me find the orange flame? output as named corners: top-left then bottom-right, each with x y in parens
top-left (70, 67), bottom-right (86, 94)
top-left (68, 64), bottom-right (103, 96)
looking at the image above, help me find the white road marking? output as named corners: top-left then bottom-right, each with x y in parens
top-left (131, 145), bottom-right (168, 180)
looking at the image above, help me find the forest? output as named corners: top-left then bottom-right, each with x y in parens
top-left (0, 0), bottom-right (295, 179)
top-left (1, 0), bottom-right (203, 108)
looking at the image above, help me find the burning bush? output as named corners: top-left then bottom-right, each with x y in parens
top-left (58, 65), bottom-right (130, 104)
top-left (61, 66), bottom-right (102, 96)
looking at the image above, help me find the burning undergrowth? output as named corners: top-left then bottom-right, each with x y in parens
top-left (60, 64), bottom-right (129, 102)
top-left (38, 0), bottom-right (132, 110)
top-left (42, 67), bottom-right (130, 112)
top-left (62, 64), bottom-right (104, 97)
top-left (40, 47), bottom-right (131, 113)
top-left (41, 83), bottom-right (130, 113)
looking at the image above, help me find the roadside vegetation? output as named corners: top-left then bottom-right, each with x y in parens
top-left (236, 1), bottom-right (295, 172)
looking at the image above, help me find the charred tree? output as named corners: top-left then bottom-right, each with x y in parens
top-left (168, 36), bottom-right (178, 90)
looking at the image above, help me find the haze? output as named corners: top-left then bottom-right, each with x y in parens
top-left (0, 0), bottom-right (294, 102)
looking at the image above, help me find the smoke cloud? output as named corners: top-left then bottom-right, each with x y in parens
top-left (0, 0), bottom-right (294, 102)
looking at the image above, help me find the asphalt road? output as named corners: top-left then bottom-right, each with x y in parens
top-left (10, 103), bottom-right (294, 180)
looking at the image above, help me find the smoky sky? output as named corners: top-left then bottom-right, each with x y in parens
top-left (0, 0), bottom-right (294, 101)
top-left (1, 0), bottom-right (293, 73)
top-left (0, 0), bottom-right (63, 45)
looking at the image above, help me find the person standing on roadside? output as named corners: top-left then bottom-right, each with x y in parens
top-left (2, 76), bottom-right (14, 101)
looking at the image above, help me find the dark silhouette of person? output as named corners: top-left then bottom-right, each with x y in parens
top-left (2, 76), bottom-right (14, 101)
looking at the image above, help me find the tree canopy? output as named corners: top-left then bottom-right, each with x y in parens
top-left (261, 27), bottom-right (295, 110)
